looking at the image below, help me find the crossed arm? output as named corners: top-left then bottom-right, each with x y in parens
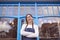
top-left (20, 24), bottom-right (39, 38)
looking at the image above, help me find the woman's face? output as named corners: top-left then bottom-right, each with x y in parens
top-left (26, 15), bottom-right (33, 23)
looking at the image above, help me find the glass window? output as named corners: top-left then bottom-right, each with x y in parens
top-left (48, 6), bottom-right (53, 16)
top-left (58, 6), bottom-right (60, 15)
top-left (13, 6), bottom-right (18, 16)
top-left (37, 6), bottom-right (43, 16)
top-left (20, 6), bottom-right (35, 16)
top-left (0, 7), bottom-right (2, 16)
top-left (53, 6), bottom-right (58, 16)
top-left (2, 6), bottom-right (7, 16)
top-left (2, 6), bottom-right (18, 16)
top-left (0, 18), bottom-right (17, 39)
top-left (38, 17), bottom-right (59, 40)
top-left (42, 6), bottom-right (48, 16)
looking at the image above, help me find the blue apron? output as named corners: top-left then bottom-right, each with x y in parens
top-left (22, 26), bottom-right (36, 40)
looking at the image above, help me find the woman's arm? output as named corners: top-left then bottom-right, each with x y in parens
top-left (20, 24), bottom-right (33, 36)
top-left (26, 24), bottom-right (39, 37)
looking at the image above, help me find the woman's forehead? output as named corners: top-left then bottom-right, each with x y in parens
top-left (27, 15), bottom-right (31, 17)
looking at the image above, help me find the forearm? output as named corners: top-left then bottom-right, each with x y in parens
top-left (26, 33), bottom-right (38, 38)
top-left (21, 31), bottom-right (33, 36)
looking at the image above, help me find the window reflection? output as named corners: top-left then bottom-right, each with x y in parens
top-left (0, 18), bottom-right (17, 40)
top-left (20, 6), bottom-right (35, 16)
top-left (42, 6), bottom-right (48, 16)
top-left (2, 6), bottom-right (18, 16)
top-left (39, 17), bottom-right (60, 40)
top-left (48, 6), bottom-right (53, 16)
top-left (53, 6), bottom-right (58, 16)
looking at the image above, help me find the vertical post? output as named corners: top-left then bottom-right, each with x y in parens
top-left (41, 6), bottom-right (44, 16)
top-left (12, 5), bottom-right (14, 16)
top-left (0, 6), bottom-right (2, 16)
top-left (57, 6), bottom-right (60, 16)
top-left (46, 4), bottom-right (49, 25)
top-left (47, 4), bottom-right (49, 16)
top-left (52, 6), bottom-right (54, 16)
top-left (17, 3), bottom-right (21, 40)
top-left (35, 2), bottom-right (39, 40)
top-left (6, 5), bottom-right (8, 16)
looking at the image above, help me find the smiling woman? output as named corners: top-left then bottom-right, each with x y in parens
top-left (20, 14), bottom-right (39, 40)
top-left (0, 1), bottom-right (60, 40)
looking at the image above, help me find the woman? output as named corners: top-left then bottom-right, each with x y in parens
top-left (21, 14), bottom-right (39, 40)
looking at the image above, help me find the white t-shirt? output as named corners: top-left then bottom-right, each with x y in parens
top-left (20, 24), bottom-right (39, 38)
